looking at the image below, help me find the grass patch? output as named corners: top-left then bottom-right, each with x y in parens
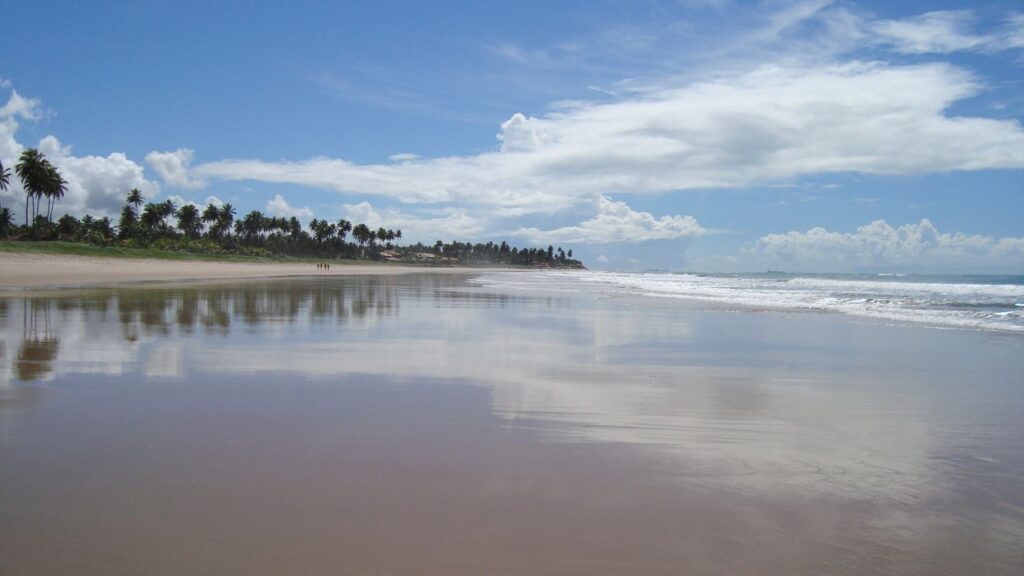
top-left (0, 241), bottom-right (330, 263)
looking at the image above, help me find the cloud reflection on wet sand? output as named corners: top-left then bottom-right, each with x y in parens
top-left (1, 275), bottom-right (1022, 574)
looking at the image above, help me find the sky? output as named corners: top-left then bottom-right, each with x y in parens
top-left (1, 0), bottom-right (1023, 273)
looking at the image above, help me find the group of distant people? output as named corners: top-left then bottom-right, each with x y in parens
top-left (317, 262), bottom-right (331, 271)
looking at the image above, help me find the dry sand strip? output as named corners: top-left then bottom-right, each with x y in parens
top-left (0, 252), bottom-right (479, 291)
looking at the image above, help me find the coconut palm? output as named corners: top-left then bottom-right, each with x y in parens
top-left (337, 219), bottom-right (352, 242)
top-left (56, 214), bottom-right (79, 239)
top-left (16, 149), bottom-right (51, 225)
top-left (140, 202), bottom-right (164, 233)
top-left (127, 188), bottom-right (144, 211)
top-left (0, 160), bottom-right (10, 192)
top-left (44, 164), bottom-right (67, 222)
top-left (0, 207), bottom-right (14, 238)
top-left (176, 204), bottom-right (202, 238)
top-left (240, 210), bottom-right (266, 241)
top-left (218, 203), bottom-right (236, 232)
top-left (201, 203), bottom-right (219, 222)
top-left (208, 203), bottom-right (236, 239)
top-left (118, 204), bottom-right (138, 238)
top-left (352, 223), bottom-right (370, 247)
top-left (288, 216), bottom-right (303, 240)
top-left (160, 199), bottom-right (176, 220)
top-left (94, 217), bottom-right (114, 240)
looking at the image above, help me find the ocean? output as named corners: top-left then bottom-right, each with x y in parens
top-left (475, 270), bottom-right (1024, 333)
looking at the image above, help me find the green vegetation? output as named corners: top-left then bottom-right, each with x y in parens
top-left (0, 152), bottom-right (584, 268)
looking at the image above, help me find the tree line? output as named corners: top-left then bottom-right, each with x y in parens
top-left (0, 148), bottom-right (584, 268)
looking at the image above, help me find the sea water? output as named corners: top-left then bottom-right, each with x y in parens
top-left (475, 270), bottom-right (1024, 333)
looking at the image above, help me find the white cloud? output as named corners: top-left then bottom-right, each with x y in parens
top-left (509, 196), bottom-right (707, 245)
top-left (36, 136), bottom-right (159, 218)
top-left (0, 92), bottom-right (36, 194)
top-left (202, 195), bottom-right (224, 208)
top-left (265, 194), bottom-right (313, 220)
top-left (145, 148), bottom-right (204, 189)
top-left (872, 10), bottom-right (1024, 54)
top-left (388, 153), bottom-right (419, 162)
top-left (341, 201), bottom-right (486, 244)
top-left (0, 90), bottom-right (41, 120)
top-left (1002, 13), bottom-right (1024, 50)
top-left (165, 194), bottom-right (192, 208)
top-left (183, 60), bottom-right (1024, 217)
top-left (0, 88), bottom-right (160, 220)
top-left (751, 219), bottom-right (1024, 272)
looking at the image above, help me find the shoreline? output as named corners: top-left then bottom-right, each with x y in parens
top-left (0, 251), bottom-right (492, 292)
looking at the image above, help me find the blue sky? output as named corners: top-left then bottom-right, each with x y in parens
top-left (1, 0), bottom-right (1022, 272)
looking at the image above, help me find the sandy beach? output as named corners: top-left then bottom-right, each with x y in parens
top-left (0, 251), bottom-right (477, 290)
top-left (2, 272), bottom-right (1023, 575)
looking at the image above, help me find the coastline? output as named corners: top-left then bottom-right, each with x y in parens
top-left (0, 251), bottom-right (486, 291)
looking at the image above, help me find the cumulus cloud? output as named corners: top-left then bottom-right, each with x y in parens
top-left (265, 194), bottom-right (314, 219)
top-left (751, 219), bottom-right (1024, 272)
top-left (0, 88), bottom-right (159, 219)
top-left (36, 136), bottom-right (159, 217)
top-left (0, 90), bottom-right (41, 120)
top-left (509, 196), bottom-right (707, 244)
top-left (146, 148), bottom-right (204, 189)
top-left (0, 91), bottom-right (38, 191)
top-left (341, 201), bottom-right (486, 243)
top-left (164, 194), bottom-right (222, 209)
top-left (181, 60), bottom-right (1024, 217)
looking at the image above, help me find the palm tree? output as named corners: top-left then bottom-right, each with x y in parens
top-left (44, 163), bottom-right (67, 222)
top-left (240, 210), bottom-right (265, 242)
top-left (0, 160), bottom-right (10, 192)
top-left (219, 203), bottom-right (236, 227)
top-left (118, 204), bottom-right (138, 239)
top-left (352, 223), bottom-right (370, 247)
top-left (94, 217), bottom-right (114, 240)
top-left (310, 218), bottom-right (336, 244)
top-left (288, 216), bottom-right (302, 240)
top-left (56, 214), bottom-right (79, 239)
top-left (201, 203), bottom-right (218, 223)
top-left (211, 203), bottom-right (236, 238)
top-left (176, 204), bottom-right (201, 238)
top-left (16, 148), bottom-right (51, 225)
top-left (337, 219), bottom-right (352, 242)
top-left (0, 207), bottom-right (14, 238)
top-left (127, 188), bottom-right (144, 211)
top-left (140, 202), bottom-right (164, 234)
top-left (160, 199), bottom-right (176, 219)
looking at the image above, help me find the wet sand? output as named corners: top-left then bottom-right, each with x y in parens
top-left (0, 251), bottom-right (476, 290)
top-left (1, 275), bottom-right (1022, 574)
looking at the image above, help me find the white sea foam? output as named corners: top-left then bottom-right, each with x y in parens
top-left (473, 271), bottom-right (1024, 333)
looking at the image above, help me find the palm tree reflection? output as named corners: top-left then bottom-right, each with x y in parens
top-left (14, 300), bottom-right (59, 382)
top-left (0, 275), bottom-right (552, 384)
